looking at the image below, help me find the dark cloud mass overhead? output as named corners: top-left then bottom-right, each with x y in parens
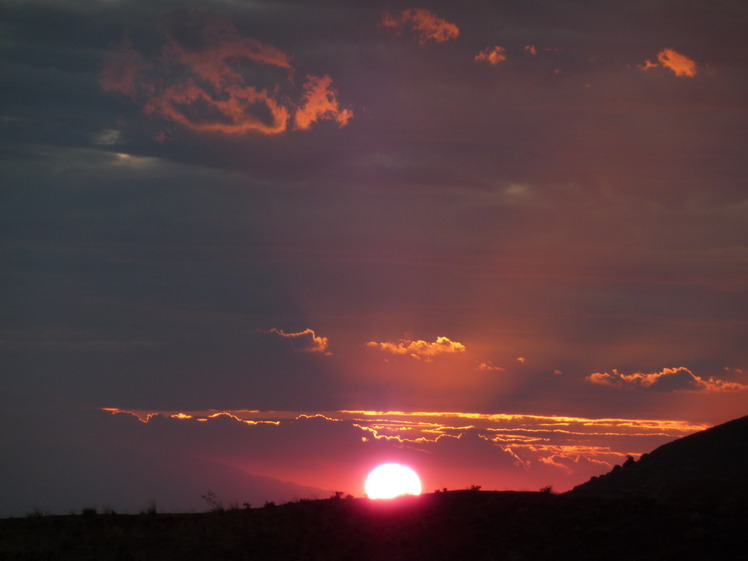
top-left (1, 0), bottom-right (747, 516)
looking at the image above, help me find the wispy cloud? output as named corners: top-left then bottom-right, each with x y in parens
top-left (477, 360), bottom-right (505, 372)
top-left (262, 328), bottom-right (331, 355)
top-left (639, 48), bottom-right (697, 77)
top-left (475, 46), bottom-right (507, 65)
top-left (100, 14), bottom-right (351, 135)
top-left (103, 407), bottom-right (710, 491)
top-left (587, 367), bottom-right (747, 392)
top-left (366, 336), bottom-right (466, 361)
top-left (380, 9), bottom-right (459, 45)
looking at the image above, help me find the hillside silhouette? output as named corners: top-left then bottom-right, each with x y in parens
top-left (2, 415), bottom-right (747, 560)
top-left (570, 414), bottom-right (748, 501)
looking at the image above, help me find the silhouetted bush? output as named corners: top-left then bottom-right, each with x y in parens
top-left (142, 501), bottom-right (157, 515)
top-left (201, 490), bottom-right (223, 512)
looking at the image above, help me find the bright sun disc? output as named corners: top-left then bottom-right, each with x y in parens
top-left (365, 463), bottom-right (422, 499)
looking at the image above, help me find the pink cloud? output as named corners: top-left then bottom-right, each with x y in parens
top-left (587, 367), bottom-right (747, 392)
top-left (380, 9), bottom-right (459, 45)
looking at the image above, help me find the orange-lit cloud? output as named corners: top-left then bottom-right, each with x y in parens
top-left (380, 9), bottom-right (459, 45)
top-left (103, 407), bottom-right (709, 492)
top-left (475, 46), bottom-right (507, 65)
top-left (366, 336), bottom-right (466, 361)
top-left (587, 367), bottom-right (747, 392)
top-left (524, 44), bottom-right (537, 55)
top-left (263, 328), bottom-right (331, 354)
top-left (477, 360), bottom-right (505, 372)
top-left (638, 48), bottom-right (697, 77)
top-left (294, 75), bottom-right (354, 130)
top-left (100, 15), bottom-right (351, 135)
top-left (658, 48), bottom-right (698, 77)
top-left (142, 82), bottom-right (290, 135)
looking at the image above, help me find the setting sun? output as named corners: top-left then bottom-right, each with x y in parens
top-left (365, 463), bottom-right (422, 499)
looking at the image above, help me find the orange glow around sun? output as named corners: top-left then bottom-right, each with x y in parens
top-left (365, 463), bottom-right (422, 499)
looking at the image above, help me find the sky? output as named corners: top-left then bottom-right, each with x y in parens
top-left (1, 0), bottom-right (747, 516)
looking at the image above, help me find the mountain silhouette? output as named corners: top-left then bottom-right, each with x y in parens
top-left (570, 414), bottom-right (748, 501)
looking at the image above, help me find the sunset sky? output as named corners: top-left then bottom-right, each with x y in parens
top-left (2, 0), bottom-right (747, 516)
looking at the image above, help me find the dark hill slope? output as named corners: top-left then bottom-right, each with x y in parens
top-left (570, 414), bottom-right (748, 501)
top-left (2, 491), bottom-right (747, 561)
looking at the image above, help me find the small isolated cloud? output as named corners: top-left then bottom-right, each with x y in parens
top-left (263, 328), bottom-right (331, 355)
top-left (380, 9), bottom-right (459, 45)
top-left (477, 360), bottom-right (505, 372)
top-left (294, 75), bottom-right (354, 130)
top-left (475, 46), bottom-right (507, 65)
top-left (524, 45), bottom-right (537, 56)
top-left (100, 14), bottom-right (351, 136)
top-left (93, 129), bottom-right (123, 146)
top-left (639, 48), bottom-right (697, 77)
top-left (367, 336), bottom-right (466, 361)
top-left (587, 367), bottom-right (747, 393)
top-left (516, 356), bottom-right (526, 363)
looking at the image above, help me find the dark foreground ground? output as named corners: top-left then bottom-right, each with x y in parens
top-left (2, 490), bottom-right (747, 561)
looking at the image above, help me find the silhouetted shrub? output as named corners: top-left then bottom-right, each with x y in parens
top-left (142, 501), bottom-right (157, 515)
top-left (201, 490), bottom-right (224, 512)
